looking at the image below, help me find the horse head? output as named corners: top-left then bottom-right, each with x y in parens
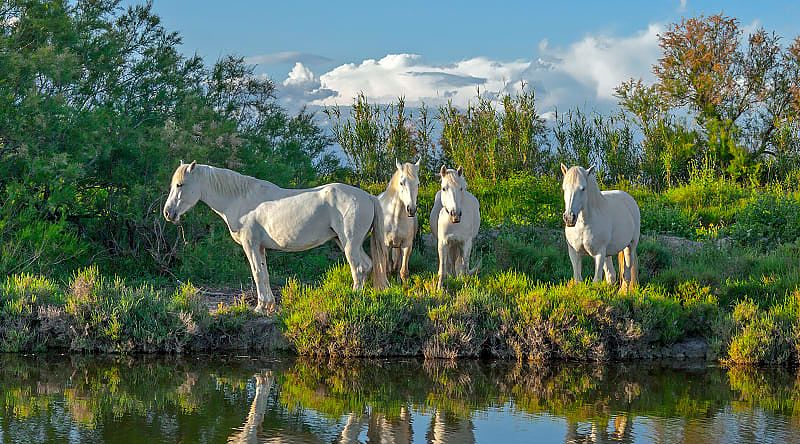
top-left (560, 163), bottom-right (595, 227)
top-left (394, 158), bottom-right (421, 217)
top-left (439, 164), bottom-right (467, 224)
top-left (163, 160), bottom-right (201, 223)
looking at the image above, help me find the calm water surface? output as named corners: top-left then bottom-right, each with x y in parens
top-left (0, 354), bottom-right (798, 443)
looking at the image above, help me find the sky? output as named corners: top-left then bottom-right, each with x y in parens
top-left (124, 1), bottom-right (800, 117)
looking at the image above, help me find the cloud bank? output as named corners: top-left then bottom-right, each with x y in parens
top-left (270, 23), bottom-right (663, 115)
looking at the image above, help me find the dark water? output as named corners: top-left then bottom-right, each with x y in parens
top-left (1, 354), bottom-right (799, 443)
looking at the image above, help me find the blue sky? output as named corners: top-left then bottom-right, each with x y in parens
top-left (126, 1), bottom-right (800, 115)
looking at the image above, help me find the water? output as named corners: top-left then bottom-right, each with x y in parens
top-left (1, 354), bottom-right (798, 443)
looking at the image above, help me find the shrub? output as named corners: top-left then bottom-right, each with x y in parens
top-left (729, 194), bottom-right (800, 249)
top-left (65, 266), bottom-right (202, 352)
top-left (726, 295), bottom-right (799, 365)
top-left (0, 274), bottom-right (63, 352)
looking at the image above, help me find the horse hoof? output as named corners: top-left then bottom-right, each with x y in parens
top-left (254, 303), bottom-right (276, 316)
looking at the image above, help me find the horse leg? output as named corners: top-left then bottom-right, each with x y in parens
top-left (460, 238), bottom-right (474, 276)
top-left (592, 249), bottom-right (606, 283)
top-left (391, 248), bottom-right (402, 275)
top-left (568, 244), bottom-right (582, 284)
top-left (399, 245), bottom-right (412, 281)
top-left (244, 244), bottom-right (275, 314)
top-left (451, 244), bottom-right (462, 276)
top-left (621, 245), bottom-right (635, 293)
top-left (343, 241), bottom-right (372, 290)
top-left (437, 239), bottom-right (448, 289)
top-left (603, 256), bottom-right (617, 285)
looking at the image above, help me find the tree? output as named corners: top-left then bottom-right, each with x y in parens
top-left (0, 0), bottom-right (333, 277)
top-left (616, 14), bottom-right (800, 183)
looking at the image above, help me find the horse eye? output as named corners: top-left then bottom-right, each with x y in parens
top-left (580, 186), bottom-right (585, 191)
top-left (176, 183), bottom-right (183, 188)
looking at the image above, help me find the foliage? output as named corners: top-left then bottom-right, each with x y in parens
top-left (616, 14), bottom-right (800, 187)
top-left (438, 86), bottom-right (549, 181)
top-left (325, 93), bottom-right (438, 182)
top-left (552, 108), bottom-right (638, 182)
top-left (280, 265), bottom-right (718, 361)
top-left (0, 0), bottom-right (333, 280)
top-left (729, 193), bottom-right (800, 249)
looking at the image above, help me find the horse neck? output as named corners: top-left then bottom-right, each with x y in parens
top-left (380, 172), bottom-right (404, 214)
top-left (581, 178), bottom-right (607, 220)
top-left (196, 166), bottom-right (267, 229)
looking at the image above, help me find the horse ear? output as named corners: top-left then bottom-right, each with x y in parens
top-left (586, 165), bottom-right (595, 175)
top-left (180, 159), bottom-right (185, 166)
top-left (186, 160), bottom-right (197, 173)
top-left (395, 158), bottom-right (402, 170)
top-left (414, 158), bottom-right (421, 168)
top-left (439, 165), bottom-right (447, 177)
top-left (456, 166), bottom-right (463, 176)
top-left (560, 163), bottom-right (567, 175)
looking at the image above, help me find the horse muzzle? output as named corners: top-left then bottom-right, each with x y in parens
top-left (164, 208), bottom-right (180, 223)
top-left (563, 212), bottom-right (576, 227)
top-left (406, 205), bottom-right (417, 217)
top-left (449, 210), bottom-right (462, 224)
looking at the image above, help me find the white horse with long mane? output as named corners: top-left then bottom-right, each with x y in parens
top-left (377, 159), bottom-right (421, 282)
top-left (430, 165), bottom-right (480, 289)
top-left (163, 161), bottom-right (388, 313)
top-left (560, 164), bottom-right (640, 292)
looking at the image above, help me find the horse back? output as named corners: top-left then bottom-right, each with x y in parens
top-left (601, 190), bottom-right (640, 223)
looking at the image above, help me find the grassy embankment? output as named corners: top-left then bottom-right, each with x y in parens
top-left (4, 174), bottom-right (800, 364)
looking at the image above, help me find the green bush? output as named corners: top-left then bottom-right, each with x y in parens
top-left (65, 266), bottom-right (204, 352)
top-left (279, 267), bottom-right (722, 361)
top-left (726, 295), bottom-right (799, 365)
top-left (729, 194), bottom-right (800, 249)
top-left (0, 273), bottom-right (63, 352)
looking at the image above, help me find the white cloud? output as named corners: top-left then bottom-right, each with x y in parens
top-left (546, 23), bottom-right (662, 101)
top-left (283, 62), bottom-right (316, 87)
top-left (310, 53), bottom-right (530, 107)
top-left (277, 23), bottom-right (663, 115)
top-left (678, 0), bottom-right (687, 13)
top-left (275, 63), bottom-right (335, 113)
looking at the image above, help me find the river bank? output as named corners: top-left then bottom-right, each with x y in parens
top-left (3, 258), bottom-right (799, 365)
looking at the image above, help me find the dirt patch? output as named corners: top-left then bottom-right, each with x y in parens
top-left (195, 286), bottom-right (282, 313)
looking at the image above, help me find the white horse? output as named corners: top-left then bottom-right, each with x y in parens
top-left (163, 161), bottom-right (388, 313)
top-left (430, 166), bottom-right (480, 289)
top-left (560, 164), bottom-right (640, 292)
top-left (377, 159), bottom-right (420, 282)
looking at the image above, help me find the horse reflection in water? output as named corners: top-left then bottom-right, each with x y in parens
top-left (228, 372), bottom-right (475, 443)
top-left (426, 411), bottom-right (475, 444)
top-left (339, 408), bottom-right (474, 444)
top-left (338, 408), bottom-right (413, 443)
top-left (228, 372), bottom-right (275, 444)
top-left (565, 415), bottom-right (634, 444)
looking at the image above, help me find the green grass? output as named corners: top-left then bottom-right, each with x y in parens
top-left (0, 268), bottom-right (265, 353)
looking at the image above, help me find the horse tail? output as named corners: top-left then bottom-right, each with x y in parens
top-left (630, 248), bottom-right (639, 289)
top-left (370, 197), bottom-right (389, 290)
top-left (618, 251), bottom-right (625, 285)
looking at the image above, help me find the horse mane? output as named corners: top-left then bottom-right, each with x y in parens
top-left (564, 166), bottom-right (605, 209)
top-left (385, 163), bottom-right (419, 197)
top-left (191, 165), bottom-right (262, 197)
top-left (442, 169), bottom-right (466, 189)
